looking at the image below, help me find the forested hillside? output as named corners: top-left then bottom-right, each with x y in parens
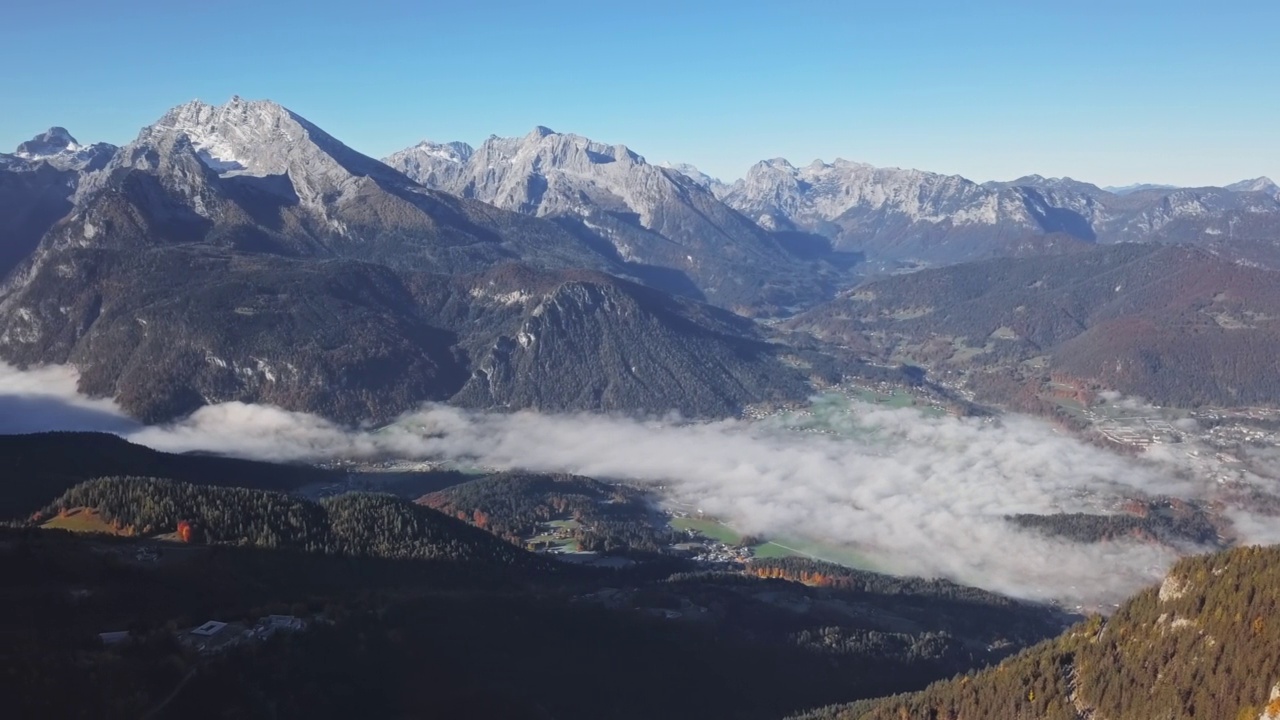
top-left (1009, 500), bottom-right (1221, 548)
top-left (420, 471), bottom-right (678, 554)
top-left (0, 431), bottom-right (334, 520)
top-left (795, 545), bottom-right (1280, 720)
top-left (791, 244), bottom-right (1280, 407)
top-left (37, 477), bottom-right (543, 568)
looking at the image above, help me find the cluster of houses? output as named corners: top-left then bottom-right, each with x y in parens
top-left (99, 614), bottom-right (310, 655)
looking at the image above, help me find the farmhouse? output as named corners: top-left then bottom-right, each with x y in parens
top-left (191, 620), bottom-right (228, 637)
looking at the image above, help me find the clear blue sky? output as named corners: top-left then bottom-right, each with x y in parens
top-left (3, 0), bottom-right (1276, 186)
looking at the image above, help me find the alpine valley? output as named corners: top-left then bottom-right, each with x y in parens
top-left (4, 95), bottom-right (1280, 720)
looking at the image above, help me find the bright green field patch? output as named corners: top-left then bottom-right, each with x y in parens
top-left (850, 388), bottom-right (914, 408)
top-left (749, 541), bottom-right (803, 559)
top-left (850, 388), bottom-right (945, 417)
top-left (758, 537), bottom-right (880, 571)
top-left (671, 517), bottom-right (881, 571)
top-left (670, 517), bottom-right (743, 545)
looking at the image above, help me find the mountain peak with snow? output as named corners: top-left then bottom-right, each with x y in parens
top-left (657, 161), bottom-right (725, 193)
top-left (5, 126), bottom-right (116, 173)
top-left (14, 127), bottom-right (81, 158)
top-left (1103, 182), bottom-right (1181, 195)
top-left (384, 126), bottom-right (819, 308)
top-left (526, 125), bottom-right (556, 140)
top-left (411, 139), bottom-right (474, 161)
top-left (81, 95), bottom-right (407, 207)
top-left (1225, 176), bottom-right (1279, 195)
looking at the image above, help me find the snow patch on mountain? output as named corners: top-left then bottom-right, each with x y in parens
top-left (3, 127), bottom-right (116, 173)
top-left (1226, 176), bottom-right (1279, 195)
top-left (385, 126), bottom-right (826, 309)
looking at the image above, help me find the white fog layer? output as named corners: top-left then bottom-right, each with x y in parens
top-left (3, 362), bottom-right (1274, 606)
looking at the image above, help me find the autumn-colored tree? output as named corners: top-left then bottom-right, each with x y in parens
top-left (176, 519), bottom-right (194, 543)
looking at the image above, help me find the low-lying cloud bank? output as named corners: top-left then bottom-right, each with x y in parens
top-left (2, 362), bottom-right (1273, 606)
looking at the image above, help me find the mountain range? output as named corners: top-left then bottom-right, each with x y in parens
top-left (790, 243), bottom-right (1280, 408)
top-left (4, 94), bottom-right (1280, 719)
top-left (4, 95), bottom-right (1280, 422)
top-left (383, 126), bottom-right (850, 310)
top-left (688, 158), bottom-right (1280, 269)
top-left (391, 132), bottom-right (1280, 272)
top-left (0, 98), bottom-right (836, 421)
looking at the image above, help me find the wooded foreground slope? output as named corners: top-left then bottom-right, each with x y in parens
top-left (796, 545), bottom-right (1280, 720)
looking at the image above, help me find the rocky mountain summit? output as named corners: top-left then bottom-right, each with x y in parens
top-left (668, 157), bottom-right (1280, 268)
top-left (386, 127), bottom-right (848, 311)
top-left (5, 126), bottom-right (117, 172)
top-left (0, 98), bottom-right (840, 422)
top-left (0, 128), bottom-right (119, 279)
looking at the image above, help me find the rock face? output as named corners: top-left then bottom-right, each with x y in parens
top-left (681, 157), bottom-right (1280, 268)
top-left (439, 265), bottom-right (811, 417)
top-left (0, 98), bottom-right (816, 423)
top-left (656, 161), bottom-right (726, 195)
top-left (55, 97), bottom-right (612, 277)
top-left (0, 128), bottom-right (118, 279)
top-left (1226, 176), bottom-right (1279, 195)
top-left (1158, 573), bottom-right (1189, 602)
top-left (0, 243), bottom-right (810, 423)
top-left (0, 247), bottom-right (468, 423)
top-left (9, 126), bottom-right (117, 172)
top-left (385, 128), bottom-right (844, 311)
top-left (32, 94), bottom-right (616, 279)
top-left (1259, 682), bottom-right (1280, 720)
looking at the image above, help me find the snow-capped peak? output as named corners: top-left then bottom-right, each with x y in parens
top-left (133, 95), bottom-right (393, 185)
top-left (5, 127), bottom-right (116, 173)
top-left (757, 157), bottom-right (797, 171)
top-left (75, 96), bottom-right (404, 208)
top-left (14, 126), bottom-right (82, 158)
top-left (526, 125), bottom-right (556, 141)
top-left (144, 96), bottom-right (307, 175)
top-left (1225, 176), bottom-right (1279, 195)
top-left (409, 139), bottom-right (474, 164)
top-left (658, 161), bottom-right (723, 191)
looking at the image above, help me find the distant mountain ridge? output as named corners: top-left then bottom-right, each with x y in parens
top-left (1104, 182), bottom-right (1181, 195)
top-left (0, 97), bottom-right (825, 423)
top-left (50, 96), bottom-right (614, 277)
top-left (4, 94), bottom-right (1279, 422)
top-left (664, 158), bottom-right (1280, 268)
top-left (790, 243), bottom-right (1280, 408)
top-left (384, 126), bottom-right (849, 311)
top-left (0, 128), bottom-right (118, 279)
top-left (4, 126), bottom-right (117, 173)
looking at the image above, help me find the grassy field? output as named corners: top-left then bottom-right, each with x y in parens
top-left (41, 507), bottom-right (124, 535)
top-left (526, 519), bottom-right (582, 551)
top-left (750, 541), bottom-right (802, 559)
top-left (1051, 396), bottom-right (1090, 420)
top-left (850, 388), bottom-right (946, 418)
top-left (758, 537), bottom-right (880, 570)
top-left (670, 517), bottom-right (743, 544)
top-left (670, 517), bottom-right (880, 570)
top-left (850, 388), bottom-right (916, 409)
